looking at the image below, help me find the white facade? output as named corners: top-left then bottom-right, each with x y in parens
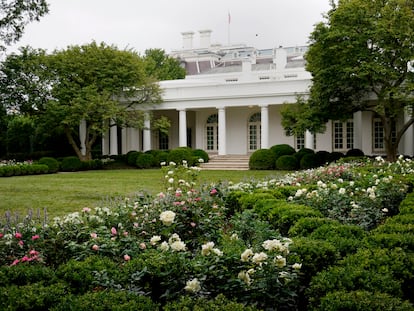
top-left (102, 31), bottom-right (414, 158)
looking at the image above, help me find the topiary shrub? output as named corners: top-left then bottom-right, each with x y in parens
top-left (276, 154), bottom-right (298, 170)
top-left (52, 290), bottom-right (160, 311)
top-left (192, 149), bottom-right (209, 164)
top-left (328, 151), bottom-right (344, 162)
top-left (136, 153), bottom-right (155, 169)
top-left (294, 148), bottom-right (315, 162)
top-left (317, 290), bottom-right (414, 311)
top-left (38, 157), bottom-right (60, 173)
top-left (126, 151), bottom-right (142, 167)
top-left (288, 217), bottom-right (340, 237)
top-left (164, 294), bottom-right (261, 311)
top-left (300, 153), bottom-right (319, 170)
top-left (249, 149), bottom-right (276, 170)
top-left (270, 144), bottom-right (296, 161)
top-left (315, 150), bottom-right (331, 166)
top-left (60, 156), bottom-right (82, 172)
top-left (167, 147), bottom-right (193, 165)
top-left (346, 148), bottom-right (365, 157)
top-left (155, 151), bottom-right (169, 166)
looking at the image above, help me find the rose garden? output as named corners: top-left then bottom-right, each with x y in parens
top-left (0, 154), bottom-right (413, 310)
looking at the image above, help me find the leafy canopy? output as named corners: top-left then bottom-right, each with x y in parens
top-left (282, 0), bottom-right (414, 161)
top-left (0, 0), bottom-right (49, 51)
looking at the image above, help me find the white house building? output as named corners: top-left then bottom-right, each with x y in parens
top-left (101, 30), bottom-right (414, 158)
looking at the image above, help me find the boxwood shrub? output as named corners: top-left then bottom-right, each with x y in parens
top-left (136, 153), bottom-right (155, 169)
top-left (317, 290), bottom-right (414, 311)
top-left (192, 149), bottom-right (209, 163)
top-left (249, 148), bottom-right (276, 170)
top-left (276, 154), bottom-right (299, 170)
top-left (126, 150), bottom-right (142, 166)
top-left (167, 147), bottom-right (194, 165)
top-left (270, 144), bottom-right (296, 161)
top-left (60, 156), bottom-right (82, 172)
top-left (38, 157), bottom-right (60, 173)
top-left (288, 217), bottom-right (340, 237)
top-left (300, 153), bottom-right (319, 170)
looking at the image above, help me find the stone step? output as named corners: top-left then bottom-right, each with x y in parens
top-left (200, 155), bottom-right (250, 170)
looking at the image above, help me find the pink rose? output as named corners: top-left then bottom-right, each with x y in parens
top-left (82, 207), bottom-right (91, 213)
top-left (111, 227), bottom-right (117, 235)
top-left (90, 232), bottom-right (98, 239)
top-left (139, 242), bottom-right (147, 250)
top-left (190, 222), bottom-right (196, 227)
top-left (92, 244), bottom-right (99, 251)
top-left (31, 235), bottom-right (40, 241)
top-left (14, 232), bottom-right (22, 239)
top-left (0, 233), bottom-right (4, 239)
top-left (18, 240), bottom-right (24, 246)
top-left (123, 254), bottom-right (131, 261)
top-left (123, 231), bottom-right (129, 237)
top-left (11, 259), bottom-right (20, 266)
top-left (210, 188), bottom-right (218, 195)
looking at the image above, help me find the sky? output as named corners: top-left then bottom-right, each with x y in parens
top-left (8, 0), bottom-right (332, 55)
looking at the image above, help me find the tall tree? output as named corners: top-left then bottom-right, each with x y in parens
top-left (281, 0), bottom-right (414, 161)
top-left (43, 42), bottom-right (162, 160)
top-left (0, 0), bottom-right (49, 51)
top-left (143, 48), bottom-right (186, 80)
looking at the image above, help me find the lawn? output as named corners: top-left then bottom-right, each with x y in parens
top-left (0, 169), bottom-right (279, 219)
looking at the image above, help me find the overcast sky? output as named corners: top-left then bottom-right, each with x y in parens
top-left (8, 0), bottom-right (331, 55)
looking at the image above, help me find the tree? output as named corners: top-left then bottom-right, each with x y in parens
top-left (281, 0), bottom-right (414, 161)
top-left (0, 0), bottom-right (49, 51)
top-left (43, 42), bottom-right (162, 161)
top-left (0, 46), bottom-right (50, 115)
top-left (143, 48), bottom-right (186, 81)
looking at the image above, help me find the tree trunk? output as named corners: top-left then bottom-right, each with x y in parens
top-left (64, 126), bottom-right (91, 161)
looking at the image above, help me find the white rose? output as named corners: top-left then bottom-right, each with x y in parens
top-left (184, 278), bottom-right (201, 293)
top-left (159, 210), bottom-right (176, 226)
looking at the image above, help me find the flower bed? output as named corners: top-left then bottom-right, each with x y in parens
top-left (0, 157), bottom-right (413, 310)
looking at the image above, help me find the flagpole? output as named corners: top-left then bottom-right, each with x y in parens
top-left (227, 11), bottom-right (231, 45)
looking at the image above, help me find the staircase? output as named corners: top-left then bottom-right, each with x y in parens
top-left (200, 154), bottom-right (250, 170)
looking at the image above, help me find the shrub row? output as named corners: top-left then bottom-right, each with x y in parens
top-left (249, 144), bottom-right (365, 170)
top-left (0, 164), bottom-right (49, 177)
top-left (126, 147), bottom-right (209, 169)
top-left (224, 181), bottom-right (414, 310)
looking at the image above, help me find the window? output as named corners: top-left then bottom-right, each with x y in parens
top-left (248, 112), bottom-right (261, 151)
top-left (158, 131), bottom-right (169, 150)
top-left (295, 133), bottom-right (305, 150)
top-left (205, 114), bottom-right (218, 151)
top-left (373, 118), bottom-right (396, 152)
top-left (333, 120), bottom-right (353, 151)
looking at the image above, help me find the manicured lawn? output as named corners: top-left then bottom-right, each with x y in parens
top-left (0, 169), bottom-right (279, 219)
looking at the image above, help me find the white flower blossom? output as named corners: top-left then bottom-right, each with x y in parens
top-left (292, 263), bottom-right (302, 270)
top-left (159, 241), bottom-right (170, 251)
top-left (252, 252), bottom-right (268, 264)
top-left (241, 248), bottom-right (254, 262)
top-left (170, 240), bottom-right (186, 251)
top-left (184, 278), bottom-right (201, 293)
top-left (274, 255), bottom-right (286, 268)
top-left (150, 235), bottom-right (161, 245)
top-left (160, 210), bottom-right (176, 226)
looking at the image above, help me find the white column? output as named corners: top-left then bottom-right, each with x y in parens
top-left (305, 130), bottom-right (314, 149)
top-left (121, 128), bottom-right (127, 154)
top-left (143, 114), bottom-right (151, 152)
top-left (353, 111), bottom-right (363, 150)
top-left (79, 119), bottom-right (87, 156)
top-left (218, 107), bottom-right (227, 155)
top-left (403, 108), bottom-right (414, 156)
top-left (178, 109), bottom-right (187, 147)
top-left (109, 122), bottom-right (118, 155)
top-left (260, 105), bottom-right (269, 149)
top-left (129, 128), bottom-right (140, 151)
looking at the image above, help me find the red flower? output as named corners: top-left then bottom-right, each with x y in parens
top-left (14, 232), bottom-right (22, 239)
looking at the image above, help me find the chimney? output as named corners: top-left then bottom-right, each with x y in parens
top-left (199, 29), bottom-right (212, 48)
top-left (181, 31), bottom-right (195, 49)
top-left (274, 47), bottom-right (287, 71)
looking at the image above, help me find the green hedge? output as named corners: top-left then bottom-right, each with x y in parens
top-left (276, 154), bottom-right (299, 170)
top-left (38, 157), bottom-right (60, 173)
top-left (0, 164), bottom-right (49, 177)
top-left (249, 148), bottom-right (276, 170)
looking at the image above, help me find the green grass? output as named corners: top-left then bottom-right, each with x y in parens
top-left (0, 169), bottom-right (279, 219)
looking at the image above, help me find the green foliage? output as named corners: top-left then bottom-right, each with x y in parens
top-left (288, 217), bottom-right (340, 237)
top-left (60, 156), bottom-right (82, 172)
top-left (38, 156), bottom-right (59, 173)
top-left (237, 192), bottom-right (276, 210)
top-left (0, 0), bottom-right (49, 51)
top-left (317, 290), bottom-right (414, 311)
top-left (346, 148), bottom-right (365, 157)
top-left (52, 290), bottom-right (160, 311)
top-left (0, 282), bottom-right (68, 311)
top-left (249, 148), bottom-right (276, 170)
top-left (126, 150), bottom-right (142, 166)
top-left (300, 153), bottom-right (319, 170)
top-left (0, 264), bottom-right (56, 287)
top-left (143, 48), bottom-right (186, 80)
top-left (315, 150), bottom-right (330, 166)
top-left (270, 144), bottom-right (296, 160)
top-left (294, 148), bottom-right (315, 162)
top-left (136, 153), bottom-right (155, 169)
top-left (167, 147), bottom-right (194, 165)
top-left (164, 294), bottom-right (261, 311)
top-left (276, 154), bottom-right (299, 170)
top-left (192, 149), bottom-right (209, 163)
top-left (307, 247), bottom-right (414, 308)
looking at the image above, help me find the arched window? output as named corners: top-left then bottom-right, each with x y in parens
top-left (248, 112), bottom-right (261, 151)
top-left (205, 114), bottom-right (218, 151)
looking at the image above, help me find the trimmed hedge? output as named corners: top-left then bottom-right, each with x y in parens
top-left (38, 157), bottom-right (60, 173)
top-left (249, 149), bottom-right (276, 170)
top-left (270, 144), bottom-right (296, 160)
top-left (136, 153), bottom-right (155, 169)
top-left (276, 155), bottom-right (299, 170)
top-left (60, 156), bottom-right (82, 172)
